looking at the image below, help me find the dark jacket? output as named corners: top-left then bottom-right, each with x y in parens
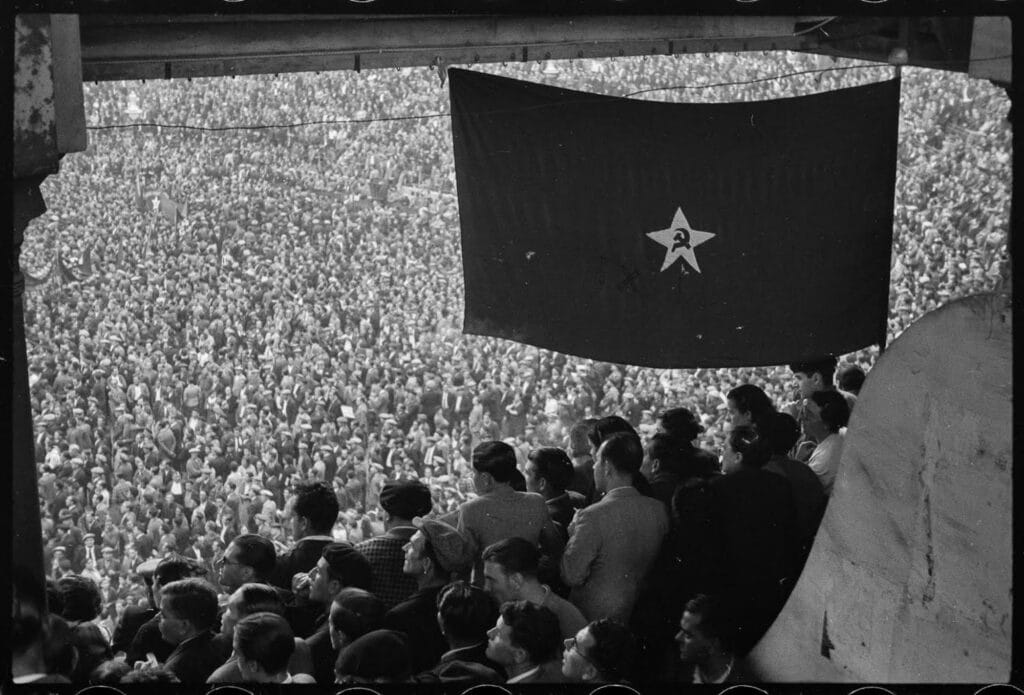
top-left (112, 605), bottom-right (157, 655)
top-left (415, 642), bottom-right (505, 686)
top-left (125, 612), bottom-right (176, 665)
top-left (164, 631), bottom-right (225, 683)
top-left (270, 535), bottom-right (336, 590)
top-left (382, 585), bottom-right (446, 673)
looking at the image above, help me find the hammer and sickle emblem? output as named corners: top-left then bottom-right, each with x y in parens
top-left (672, 227), bottom-right (691, 251)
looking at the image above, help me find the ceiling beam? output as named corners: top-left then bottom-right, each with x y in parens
top-left (79, 15), bottom-right (823, 81)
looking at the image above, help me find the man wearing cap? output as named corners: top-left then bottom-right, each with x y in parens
top-left (303, 543), bottom-right (373, 685)
top-left (354, 480), bottom-right (432, 610)
top-left (384, 518), bottom-right (473, 672)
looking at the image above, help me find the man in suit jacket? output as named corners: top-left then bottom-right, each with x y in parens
top-left (74, 534), bottom-right (100, 573)
top-left (561, 432), bottom-right (668, 624)
top-left (457, 441), bottom-right (564, 584)
top-left (154, 578), bottom-right (225, 683)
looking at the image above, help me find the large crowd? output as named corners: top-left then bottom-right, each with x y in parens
top-left (14, 51), bottom-right (1010, 684)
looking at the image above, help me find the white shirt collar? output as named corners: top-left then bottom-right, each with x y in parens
top-left (694, 657), bottom-right (734, 684)
top-left (507, 665), bottom-right (541, 684)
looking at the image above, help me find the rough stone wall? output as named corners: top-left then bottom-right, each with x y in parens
top-left (748, 293), bottom-right (1012, 682)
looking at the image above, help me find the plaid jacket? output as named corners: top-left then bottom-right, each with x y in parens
top-left (355, 526), bottom-right (419, 610)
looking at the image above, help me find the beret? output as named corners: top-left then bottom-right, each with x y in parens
top-left (321, 543), bottom-right (373, 591)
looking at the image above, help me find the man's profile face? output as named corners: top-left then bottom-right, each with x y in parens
top-left (726, 398), bottom-right (751, 429)
top-left (561, 626), bottom-right (597, 681)
top-left (800, 398), bottom-right (827, 441)
top-left (158, 597), bottom-right (190, 645)
top-left (794, 371), bottom-right (819, 400)
top-left (676, 610), bottom-right (713, 664)
top-left (308, 557), bottom-right (334, 603)
top-left (523, 462), bottom-right (542, 494)
top-left (485, 616), bottom-right (519, 667)
top-left (593, 443), bottom-right (610, 494)
top-left (220, 589), bottom-right (245, 637)
top-left (482, 561), bottom-right (517, 605)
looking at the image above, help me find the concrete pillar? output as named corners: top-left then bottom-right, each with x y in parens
top-left (10, 13), bottom-right (87, 598)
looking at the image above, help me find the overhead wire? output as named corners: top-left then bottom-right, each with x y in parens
top-left (85, 55), bottom-right (1011, 133)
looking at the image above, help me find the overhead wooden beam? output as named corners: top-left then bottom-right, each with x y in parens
top-left (79, 15), bottom-right (819, 81)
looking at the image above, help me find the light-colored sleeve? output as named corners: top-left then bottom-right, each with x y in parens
top-left (455, 503), bottom-right (480, 557)
top-left (560, 507), bottom-right (599, 588)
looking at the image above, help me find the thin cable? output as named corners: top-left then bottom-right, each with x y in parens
top-left (86, 111), bottom-right (451, 132)
top-left (623, 64), bottom-right (890, 97)
top-left (85, 58), bottom-right (1010, 133)
top-left (792, 17), bottom-right (838, 37)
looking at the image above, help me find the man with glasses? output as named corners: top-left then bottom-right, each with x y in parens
top-left (485, 600), bottom-right (566, 683)
top-left (561, 618), bottom-right (638, 684)
top-left (216, 533), bottom-right (280, 596)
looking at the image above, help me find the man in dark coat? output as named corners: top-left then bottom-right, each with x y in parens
top-left (154, 578), bottom-right (224, 683)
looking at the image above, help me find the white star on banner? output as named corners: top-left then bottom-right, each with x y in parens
top-left (646, 207), bottom-right (716, 273)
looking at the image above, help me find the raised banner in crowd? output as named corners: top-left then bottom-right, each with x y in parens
top-left (449, 68), bottom-right (900, 368)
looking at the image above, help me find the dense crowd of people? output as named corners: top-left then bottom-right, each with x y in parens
top-left (15, 50), bottom-right (1010, 684)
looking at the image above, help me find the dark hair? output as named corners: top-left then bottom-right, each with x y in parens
top-left (55, 574), bottom-right (103, 622)
top-left (658, 407), bottom-right (704, 441)
top-left (726, 425), bottom-right (770, 469)
top-left (809, 390), bottom-right (851, 433)
top-left (120, 667), bottom-right (181, 683)
top-left (329, 588), bottom-right (386, 640)
top-left (89, 658), bottom-right (132, 684)
top-left (645, 433), bottom-right (684, 476)
top-left (321, 543), bottom-right (373, 590)
top-left (70, 621), bottom-right (113, 681)
top-left (293, 481), bottom-right (340, 533)
top-left (526, 447), bottom-right (573, 491)
top-left (234, 582), bottom-right (285, 618)
top-left (588, 619), bottom-right (639, 683)
top-left (436, 580), bottom-right (498, 644)
top-left (481, 537), bottom-right (540, 577)
top-left (229, 534), bottom-right (276, 579)
top-left (837, 365), bottom-right (866, 394)
top-left (499, 600), bottom-right (561, 665)
top-left (598, 431), bottom-right (643, 475)
top-left (587, 416), bottom-right (635, 451)
top-left (726, 384), bottom-right (776, 429)
top-left (472, 441), bottom-right (517, 483)
top-left (568, 419), bottom-right (597, 457)
top-left (508, 466), bottom-right (527, 492)
top-left (234, 612), bottom-right (295, 674)
top-left (160, 578), bottom-right (220, 632)
top-left (760, 412), bottom-right (802, 455)
top-left (154, 555), bottom-right (207, 587)
top-left (684, 594), bottom-right (736, 653)
top-left (334, 630), bottom-right (412, 682)
top-left (789, 356), bottom-right (839, 386)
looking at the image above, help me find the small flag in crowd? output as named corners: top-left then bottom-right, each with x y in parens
top-left (449, 68), bottom-right (900, 368)
top-left (136, 176), bottom-right (186, 224)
